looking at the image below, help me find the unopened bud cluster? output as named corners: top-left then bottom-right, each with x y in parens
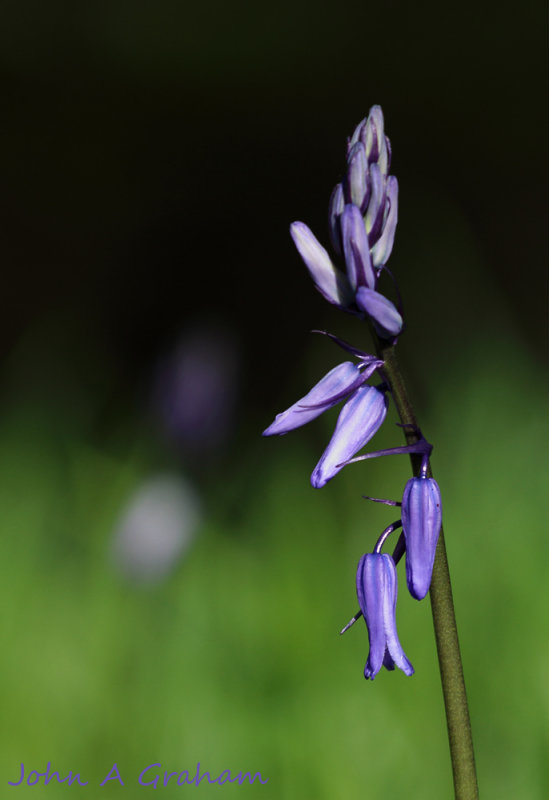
top-left (264, 107), bottom-right (442, 679)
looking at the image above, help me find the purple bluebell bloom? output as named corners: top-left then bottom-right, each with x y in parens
top-left (263, 350), bottom-right (386, 487)
top-left (401, 477), bottom-right (442, 600)
top-left (310, 384), bottom-right (388, 488)
top-left (356, 553), bottom-right (414, 679)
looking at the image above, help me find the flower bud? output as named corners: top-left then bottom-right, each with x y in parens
top-left (364, 163), bottom-right (386, 244)
top-left (290, 221), bottom-right (354, 308)
top-left (356, 287), bottom-right (403, 338)
top-left (345, 142), bottom-right (369, 211)
top-left (362, 106), bottom-right (384, 163)
top-left (401, 477), bottom-right (442, 600)
top-left (371, 176), bottom-right (398, 267)
top-left (341, 203), bottom-right (376, 290)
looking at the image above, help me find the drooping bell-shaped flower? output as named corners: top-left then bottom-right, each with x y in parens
top-left (356, 552), bottom-right (414, 680)
top-left (401, 476), bottom-right (442, 600)
top-left (311, 384), bottom-right (388, 488)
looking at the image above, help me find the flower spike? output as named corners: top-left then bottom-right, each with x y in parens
top-left (263, 107), bottom-right (456, 693)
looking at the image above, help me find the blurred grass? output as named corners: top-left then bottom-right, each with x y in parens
top-left (0, 334), bottom-right (548, 798)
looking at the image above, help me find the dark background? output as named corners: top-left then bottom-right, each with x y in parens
top-left (1, 0), bottom-right (547, 425)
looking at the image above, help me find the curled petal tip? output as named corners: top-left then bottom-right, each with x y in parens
top-left (341, 203), bottom-right (376, 290)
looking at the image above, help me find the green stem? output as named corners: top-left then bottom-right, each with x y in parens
top-left (378, 342), bottom-right (479, 800)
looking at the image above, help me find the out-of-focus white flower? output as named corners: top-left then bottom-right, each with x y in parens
top-left (111, 473), bottom-right (201, 582)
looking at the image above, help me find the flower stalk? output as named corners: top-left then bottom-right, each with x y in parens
top-left (378, 342), bottom-right (479, 800)
top-left (263, 106), bottom-right (479, 799)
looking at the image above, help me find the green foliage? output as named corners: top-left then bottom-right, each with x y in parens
top-left (0, 337), bottom-right (547, 798)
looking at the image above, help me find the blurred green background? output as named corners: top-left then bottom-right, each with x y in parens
top-left (1, 0), bottom-right (548, 797)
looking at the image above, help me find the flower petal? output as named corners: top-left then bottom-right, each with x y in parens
top-left (380, 554), bottom-right (414, 675)
top-left (348, 116), bottom-right (367, 152)
top-left (385, 136), bottom-right (392, 172)
top-left (345, 142), bottom-right (368, 211)
top-left (262, 362), bottom-right (363, 437)
top-left (377, 135), bottom-right (390, 176)
top-left (371, 176), bottom-right (398, 267)
top-left (328, 183), bottom-right (344, 256)
top-left (362, 106), bottom-right (385, 163)
top-left (290, 222), bottom-right (354, 308)
top-left (341, 204), bottom-right (375, 290)
top-left (402, 477), bottom-right (442, 600)
top-left (356, 286), bottom-right (403, 338)
top-left (310, 384), bottom-right (388, 488)
top-left (364, 164), bottom-right (387, 244)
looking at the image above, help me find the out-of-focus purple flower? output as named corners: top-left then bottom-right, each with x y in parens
top-left (111, 474), bottom-right (201, 583)
top-left (291, 106), bottom-right (402, 337)
top-left (401, 476), bottom-right (442, 600)
top-left (356, 553), bottom-right (414, 679)
top-left (152, 325), bottom-right (239, 454)
top-left (263, 354), bottom-right (386, 487)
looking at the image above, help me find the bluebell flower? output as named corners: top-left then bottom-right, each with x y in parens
top-left (290, 106), bottom-right (403, 338)
top-left (401, 476), bottom-right (442, 600)
top-left (310, 384), bottom-right (388, 488)
top-left (263, 356), bottom-right (387, 488)
top-left (356, 553), bottom-right (414, 679)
